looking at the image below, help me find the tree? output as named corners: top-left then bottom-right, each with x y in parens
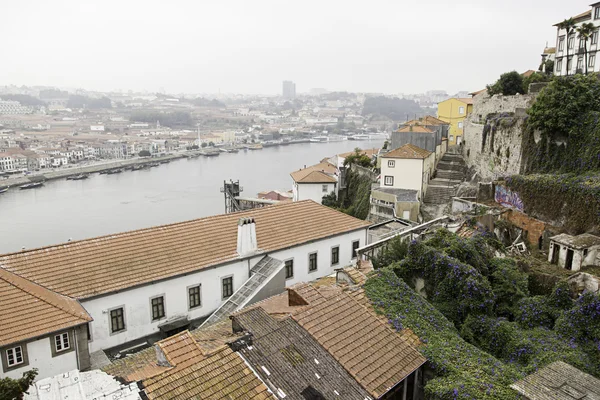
top-left (201, 142), bottom-right (208, 148)
top-left (522, 71), bottom-right (551, 93)
top-left (191, 144), bottom-right (199, 150)
top-left (0, 369), bottom-right (37, 400)
top-left (208, 141), bottom-right (215, 147)
top-left (558, 18), bottom-right (576, 76)
top-left (487, 71), bottom-right (524, 95)
top-left (577, 22), bottom-right (595, 74)
top-left (138, 150), bottom-right (151, 157)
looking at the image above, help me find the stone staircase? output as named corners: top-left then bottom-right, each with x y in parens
top-left (424, 152), bottom-right (466, 205)
top-left (200, 255), bottom-right (284, 327)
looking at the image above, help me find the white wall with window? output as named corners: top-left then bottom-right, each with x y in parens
top-left (379, 156), bottom-right (430, 198)
top-left (1, 330), bottom-right (78, 380)
top-left (81, 228), bottom-right (367, 353)
top-left (293, 182), bottom-right (337, 204)
top-left (554, 6), bottom-right (600, 75)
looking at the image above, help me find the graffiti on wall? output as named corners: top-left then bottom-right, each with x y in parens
top-left (495, 185), bottom-right (524, 211)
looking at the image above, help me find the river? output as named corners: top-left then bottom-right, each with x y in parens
top-left (0, 139), bottom-right (384, 253)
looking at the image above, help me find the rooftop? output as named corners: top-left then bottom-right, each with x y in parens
top-left (396, 125), bottom-right (434, 134)
top-left (290, 161), bottom-right (338, 183)
top-left (0, 200), bottom-right (370, 299)
top-left (382, 143), bottom-right (432, 160)
top-left (372, 187), bottom-right (419, 202)
top-left (510, 361), bottom-right (600, 400)
top-left (550, 233), bottom-right (600, 249)
top-left (293, 170), bottom-right (337, 184)
top-left (337, 148), bottom-right (380, 159)
top-left (0, 267), bottom-right (91, 347)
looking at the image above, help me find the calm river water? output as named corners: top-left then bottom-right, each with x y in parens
top-left (0, 140), bottom-right (384, 253)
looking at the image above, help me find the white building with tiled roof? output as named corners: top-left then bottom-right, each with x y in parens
top-left (290, 161), bottom-right (339, 204)
top-left (0, 268), bottom-right (92, 380)
top-left (379, 143), bottom-right (435, 199)
top-left (0, 201), bottom-right (370, 357)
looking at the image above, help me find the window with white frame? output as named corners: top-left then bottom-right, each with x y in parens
top-left (322, 184), bottom-right (328, 193)
top-left (568, 35), bottom-right (575, 50)
top-left (384, 175), bottom-right (394, 186)
top-left (590, 54), bottom-right (596, 68)
top-left (580, 39), bottom-right (586, 49)
top-left (577, 56), bottom-right (584, 71)
top-left (558, 36), bottom-right (565, 52)
top-left (567, 56), bottom-right (574, 72)
top-left (6, 346), bottom-right (23, 367)
top-left (458, 122), bottom-right (464, 129)
top-left (556, 59), bottom-right (563, 74)
top-left (458, 106), bottom-right (465, 114)
top-left (54, 332), bottom-right (70, 352)
top-left (595, 6), bottom-right (600, 19)
top-left (188, 285), bottom-right (201, 309)
top-left (387, 160), bottom-right (395, 168)
top-left (593, 31), bottom-right (599, 45)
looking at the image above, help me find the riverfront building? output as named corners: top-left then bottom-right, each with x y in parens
top-left (0, 200), bottom-right (370, 379)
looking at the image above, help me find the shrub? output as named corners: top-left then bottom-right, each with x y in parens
top-left (487, 71), bottom-right (525, 96)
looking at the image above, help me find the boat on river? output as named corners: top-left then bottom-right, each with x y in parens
top-left (0, 186), bottom-right (9, 193)
top-left (20, 182), bottom-right (44, 190)
top-left (247, 143), bottom-right (263, 150)
top-left (106, 168), bottom-right (124, 175)
top-left (67, 173), bottom-right (89, 180)
top-left (203, 150), bottom-right (221, 157)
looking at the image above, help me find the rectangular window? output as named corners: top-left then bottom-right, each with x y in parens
top-left (331, 246), bottom-right (339, 266)
top-left (593, 31), bottom-right (599, 45)
top-left (449, 135), bottom-right (455, 142)
top-left (222, 276), bottom-right (233, 298)
top-left (577, 56), bottom-right (584, 71)
top-left (458, 121), bottom-right (464, 129)
top-left (556, 59), bottom-right (563, 74)
top-left (322, 184), bottom-right (328, 193)
top-left (458, 106), bottom-right (465, 114)
top-left (352, 240), bottom-right (360, 259)
top-left (285, 259), bottom-right (294, 279)
top-left (567, 57), bottom-right (573, 72)
top-left (188, 285), bottom-right (201, 309)
top-left (384, 175), bottom-right (394, 186)
top-left (151, 296), bottom-right (165, 320)
top-left (590, 54), bottom-right (596, 68)
top-left (558, 36), bottom-right (565, 51)
top-left (595, 7), bottom-right (600, 19)
top-left (110, 307), bottom-right (125, 333)
top-left (387, 160), bottom-right (395, 168)
top-left (54, 332), bottom-right (70, 352)
top-left (580, 39), bottom-right (586, 49)
top-left (6, 346), bottom-right (23, 367)
top-left (568, 35), bottom-right (575, 50)
top-left (308, 252), bottom-right (318, 272)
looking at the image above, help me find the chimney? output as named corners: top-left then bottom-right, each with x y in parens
top-left (237, 217), bottom-right (258, 256)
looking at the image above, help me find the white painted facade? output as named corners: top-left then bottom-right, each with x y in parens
top-left (83, 228), bottom-right (366, 353)
top-left (292, 182), bottom-right (336, 204)
top-left (554, 4), bottom-right (600, 76)
top-left (2, 330), bottom-right (78, 380)
top-left (380, 156), bottom-right (433, 199)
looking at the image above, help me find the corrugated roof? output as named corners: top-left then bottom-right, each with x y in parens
top-left (510, 361), bottom-right (600, 399)
top-left (0, 201), bottom-right (370, 299)
top-left (292, 292), bottom-right (426, 398)
top-left (290, 161), bottom-right (338, 183)
top-left (382, 143), bottom-right (432, 160)
top-left (0, 268), bottom-right (91, 347)
top-left (143, 331), bottom-right (274, 400)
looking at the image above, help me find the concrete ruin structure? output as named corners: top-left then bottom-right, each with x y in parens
top-left (548, 233), bottom-right (600, 271)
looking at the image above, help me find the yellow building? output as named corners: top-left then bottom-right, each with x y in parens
top-left (437, 98), bottom-right (473, 145)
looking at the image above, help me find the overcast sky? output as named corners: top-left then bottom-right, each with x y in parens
top-left (0, 0), bottom-right (588, 95)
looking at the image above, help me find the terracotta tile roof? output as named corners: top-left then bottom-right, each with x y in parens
top-left (103, 346), bottom-right (167, 382)
top-left (0, 201), bottom-right (370, 299)
top-left (233, 308), bottom-right (372, 399)
top-left (469, 88), bottom-right (487, 96)
top-left (291, 292), bottom-right (426, 398)
top-left (293, 170), bottom-right (337, 183)
top-left (457, 97), bottom-right (474, 105)
top-left (0, 267), bottom-right (91, 347)
top-left (382, 143), bottom-right (432, 160)
top-left (337, 148), bottom-right (379, 159)
top-left (191, 318), bottom-right (245, 353)
top-left (521, 70), bottom-right (536, 78)
top-left (143, 331), bottom-right (274, 400)
top-left (396, 125), bottom-right (434, 134)
top-left (289, 161), bottom-right (338, 183)
top-left (422, 115), bottom-right (449, 125)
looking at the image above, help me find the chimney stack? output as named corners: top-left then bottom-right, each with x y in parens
top-left (237, 217), bottom-right (258, 256)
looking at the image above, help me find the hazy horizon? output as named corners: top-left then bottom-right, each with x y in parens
top-left (1, 0), bottom-right (588, 95)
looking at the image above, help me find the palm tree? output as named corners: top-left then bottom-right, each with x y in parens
top-left (577, 22), bottom-right (595, 74)
top-left (559, 18), bottom-right (576, 75)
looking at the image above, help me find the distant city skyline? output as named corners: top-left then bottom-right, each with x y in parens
top-left (1, 0), bottom-right (582, 95)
